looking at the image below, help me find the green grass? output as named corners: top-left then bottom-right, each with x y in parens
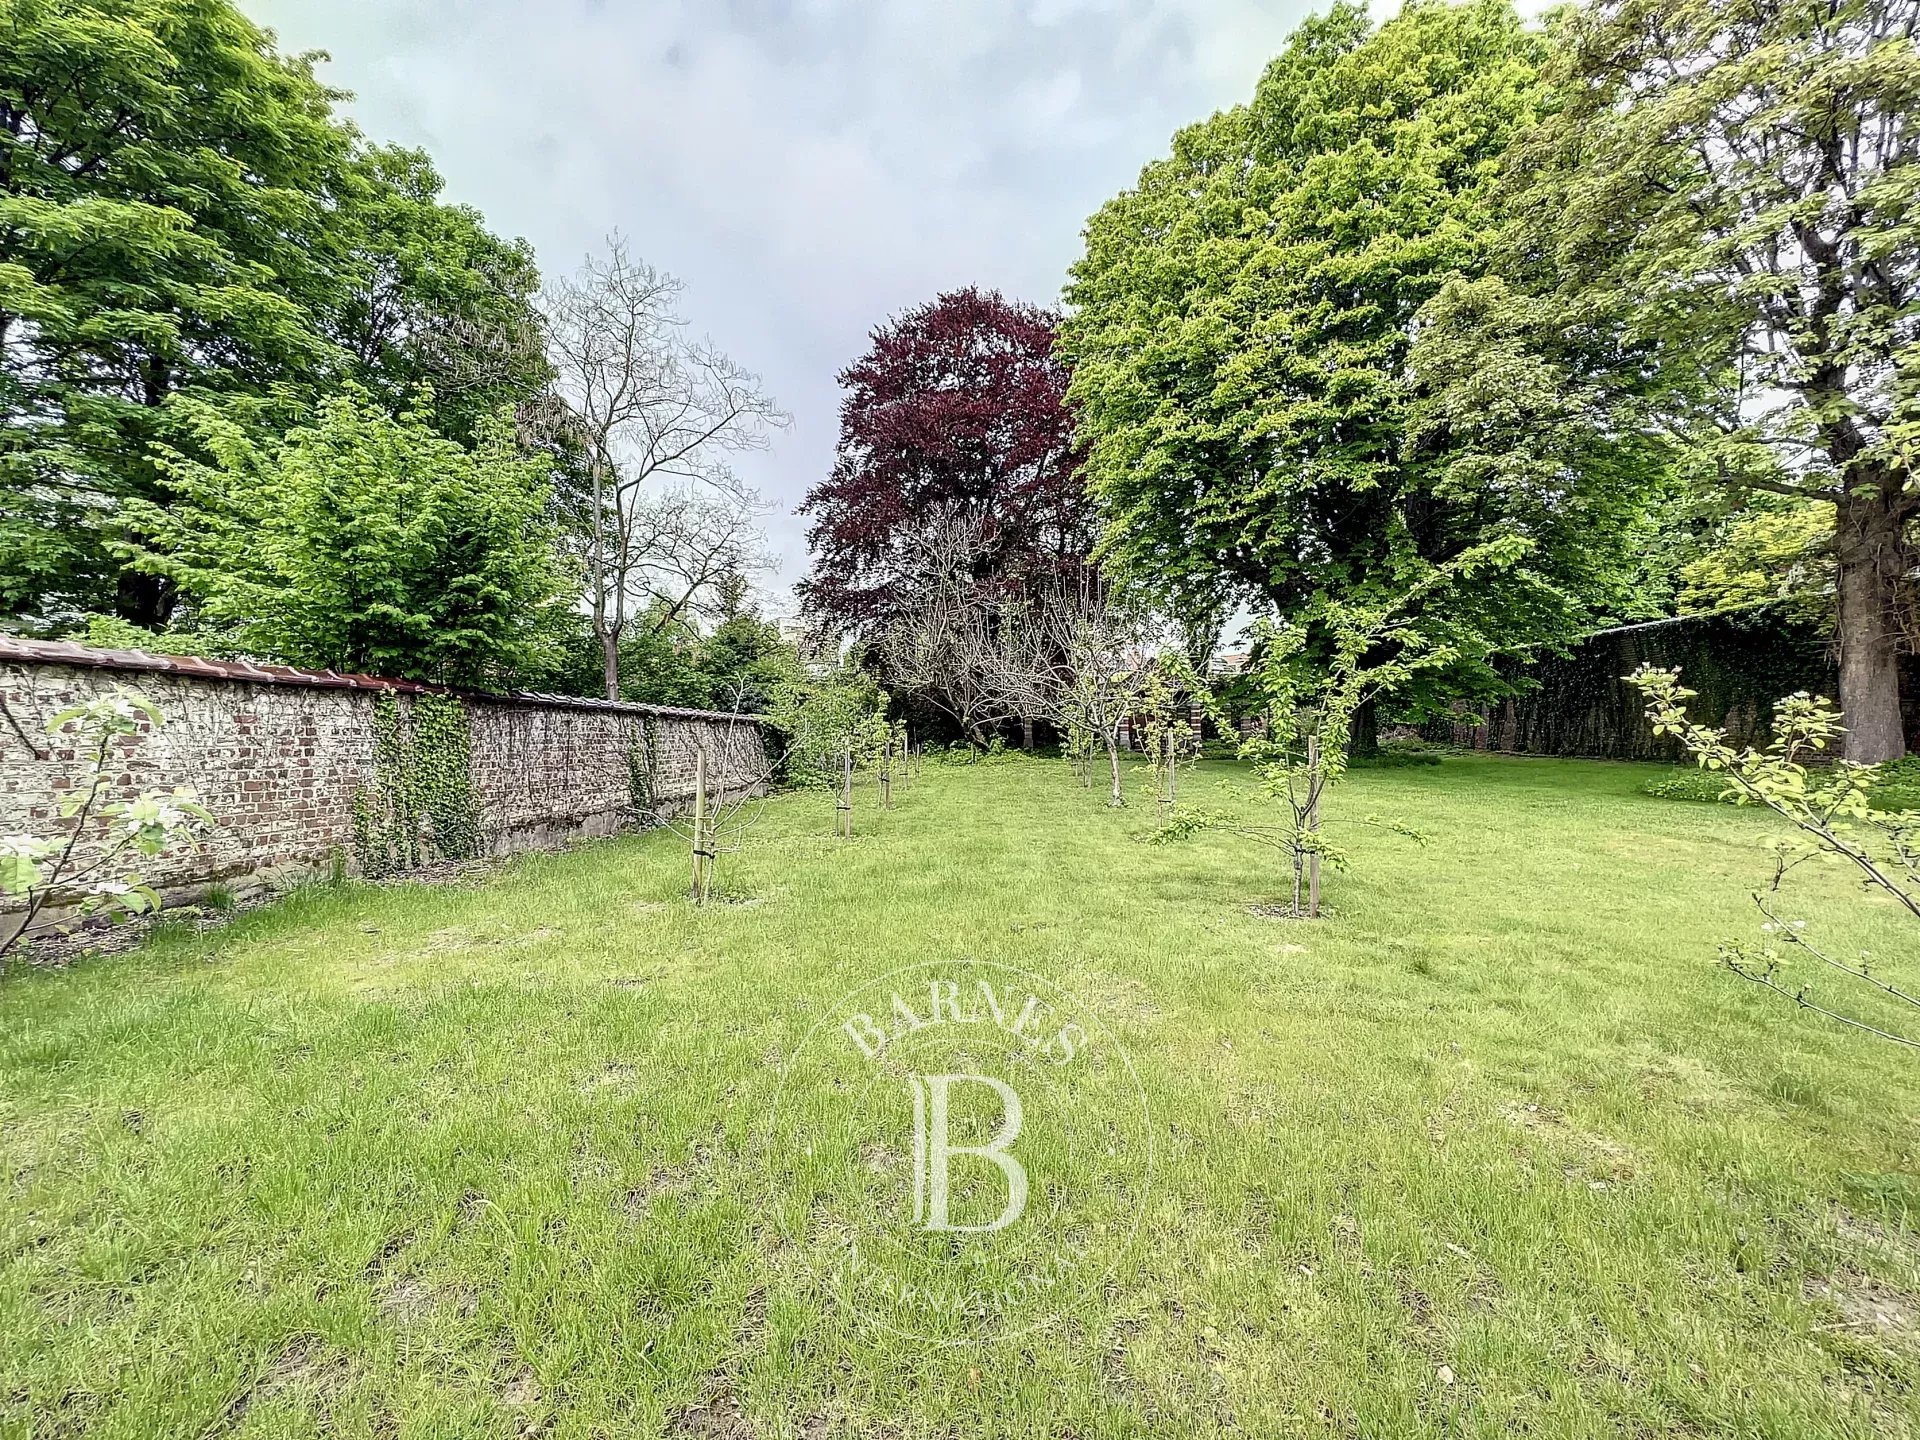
top-left (6, 754), bottom-right (1920, 1437)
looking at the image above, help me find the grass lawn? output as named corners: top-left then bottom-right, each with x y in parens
top-left (6, 753), bottom-right (1920, 1438)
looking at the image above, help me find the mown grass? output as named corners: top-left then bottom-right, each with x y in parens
top-left (5, 753), bottom-right (1920, 1438)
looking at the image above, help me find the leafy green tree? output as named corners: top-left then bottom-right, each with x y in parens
top-left (1061, 0), bottom-right (1652, 705)
top-left (766, 662), bottom-right (886, 792)
top-left (1436, 0), bottom-right (1920, 758)
top-left (130, 391), bottom-right (572, 687)
top-left (613, 606), bottom-right (714, 709)
top-left (0, 0), bottom-right (350, 623)
top-left (328, 145), bottom-right (550, 445)
top-left (695, 609), bottom-right (792, 713)
top-left (0, 0), bottom-right (549, 627)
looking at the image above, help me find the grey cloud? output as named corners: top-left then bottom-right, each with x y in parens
top-left (247, 0), bottom-right (1324, 608)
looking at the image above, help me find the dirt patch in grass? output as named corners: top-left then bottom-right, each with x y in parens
top-left (499, 1365), bottom-right (541, 1407)
top-left (620, 1159), bottom-right (707, 1216)
top-left (1498, 1100), bottom-right (1638, 1188)
top-left (668, 1387), bottom-right (752, 1437)
top-left (1246, 903), bottom-right (1320, 921)
top-left (1805, 1271), bottom-right (1920, 1345)
top-left (578, 1062), bottom-right (634, 1094)
top-left (220, 1336), bottom-right (354, 1428)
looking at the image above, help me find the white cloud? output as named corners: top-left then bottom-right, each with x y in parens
top-left (245, 0), bottom-right (1326, 610)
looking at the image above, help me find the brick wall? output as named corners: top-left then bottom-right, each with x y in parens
top-left (1, 641), bottom-right (769, 923)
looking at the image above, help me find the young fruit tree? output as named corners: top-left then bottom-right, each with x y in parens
top-left (1134, 659), bottom-right (1197, 812)
top-left (1161, 543), bottom-right (1522, 916)
top-left (767, 665), bottom-right (890, 839)
top-left (1029, 580), bottom-right (1161, 808)
top-left (1, 689), bottom-right (211, 968)
top-left (1632, 666), bottom-right (1920, 1048)
top-left (879, 515), bottom-right (1014, 750)
top-left (648, 690), bottom-right (784, 906)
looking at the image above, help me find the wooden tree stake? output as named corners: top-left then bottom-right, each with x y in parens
top-left (1306, 734), bottom-right (1322, 919)
top-left (691, 746), bottom-right (709, 903)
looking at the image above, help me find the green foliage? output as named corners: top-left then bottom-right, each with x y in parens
top-left (1641, 767), bottom-right (1737, 805)
top-left (325, 145), bottom-right (550, 446)
top-left (1061, 0), bottom-right (1647, 701)
top-left (1160, 552), bottom-right (1512, 915)
top-left (1677, 499), bottom-right (1835, 629)
top-left (0, 0), bottom-right (350, 621)
top-left (0, 0), bottom-right (550, 626)
top-left (1349, 740), bottom-right (1444, 770)
top-left (766, 664), bottom-right (886, 789)
top-left (0, 685), bottom-right (211, 966)
top-left (1632, 665), bottom-right (1920, 1046)
top-left (523, 601), bottom-right (796, 713)
top-left (130, 391), bottom-right (572, 687)
top-left (76, 614), bottom-right (222, 658)
top-left (351, 693), bottom-right (480, 878)
top-left (1435, 0), bottom-right (1920, 757)
top-left (1134, 661), bottom-right (1193, 809)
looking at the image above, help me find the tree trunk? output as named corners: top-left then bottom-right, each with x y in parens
top-left (1105, 735), bottom-right (1123, 807)
top-left (1021, 715), bottom-right (1034, 750)
top-left (1834, 488), bottom-right (1907, 762)
top-left (113, 570), bottom-right (170, 630)
top-left (1305, 736), bottom-right (1321, 919)
top-left (1349, 698), bottom-right (1379, 760)
top-left (600, 627), bottom-right (621, 702)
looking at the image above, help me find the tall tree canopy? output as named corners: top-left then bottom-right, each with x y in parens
top-left (798, 287), bottom-right (1093, 640)
top-left (130, 392), bottom-right (571, 688)
top-left (0, 0), bottom-right (549, 628)
top-left (1060, 0), bottom-right (1659, 697)
top-left (1422, 0), bottom-right (1920, 758)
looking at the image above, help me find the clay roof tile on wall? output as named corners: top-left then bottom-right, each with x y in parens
top-left (0, 636), bottom-right (762, 725)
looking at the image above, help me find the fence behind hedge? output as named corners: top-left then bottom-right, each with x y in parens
top-left (1424, 605), bottom-right (1842, 761)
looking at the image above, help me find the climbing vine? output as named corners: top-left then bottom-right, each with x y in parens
top-left (352, 692), bottom-right (481, 877)
top-left (627, 715), bottom-right (657, 817)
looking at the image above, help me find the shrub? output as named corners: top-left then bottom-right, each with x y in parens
top-left (1350, 740), bottom-right (1443, 769)
top-left (1631, 665), bottom-right (1920, 1048)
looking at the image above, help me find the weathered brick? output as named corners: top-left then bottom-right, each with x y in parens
top-left (1, 659), bottom-right (768, 929)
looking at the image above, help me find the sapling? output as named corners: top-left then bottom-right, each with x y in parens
top-left (1135, 660), bottom-right (1194, 811)
top-left (658, 682), bottom-right (785, 905)
top-left (1160, 543), bottom-right (1520, 916)
top-left (1, 688), bottom-right (212, 966)
top-left (1631, 666), bottom-right (1920, 1048)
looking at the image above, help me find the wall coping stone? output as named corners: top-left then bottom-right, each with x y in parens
top-left (0, 635), bottom-right (764, 725)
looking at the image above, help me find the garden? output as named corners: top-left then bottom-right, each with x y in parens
top-left (6, 750), bottom-right (1920, 1438)
top-left (5, 0), bottom-right (1920, 1435)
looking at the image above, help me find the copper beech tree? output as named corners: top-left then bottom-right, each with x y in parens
top-left (798, 287), bottom-right (1095, 649)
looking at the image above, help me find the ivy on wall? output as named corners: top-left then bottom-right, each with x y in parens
top-left (626, 714), bottom-right (658, 819)
top-left (352, 692), bottom-right (482, 877)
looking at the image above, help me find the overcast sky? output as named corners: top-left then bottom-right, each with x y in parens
top-left (246, 0), bottom-right (1334, 614)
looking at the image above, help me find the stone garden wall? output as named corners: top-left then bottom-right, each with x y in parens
top-left (0, 638), bottom-right (768, 916)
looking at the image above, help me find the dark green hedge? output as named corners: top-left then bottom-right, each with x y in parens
top-left (1425, 606), bottom-right (1837, 760)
